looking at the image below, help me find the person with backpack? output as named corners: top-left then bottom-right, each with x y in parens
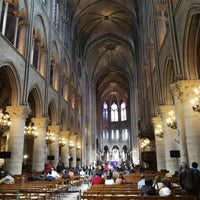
top-left (179, 162), bottom-right (200, 200)
top-left (191, 162), bottom-right (200, 200)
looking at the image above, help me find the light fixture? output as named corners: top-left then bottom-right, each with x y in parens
top-left (69, 140), bottom-right (74, 148)
top-left (140, 138), bottom-right (150, 149)
top-left (166, 110), bottom-right (177, 129)
top-left (191, 87), bottom-right (200, 112)
top-left (24, 122), bottom-right (38, 139)
top-left (77, 143), bottom-right (81, 150)
top-left (46, 130), bottom-right (55, 144)
top-left (155, 124), bottom-right (163, 138)
top-left (59, 137), bottom-right (66, 147)
top-left (0, 109), bottom-right (11, 130)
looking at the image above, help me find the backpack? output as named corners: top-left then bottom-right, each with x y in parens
top-left (183, 168), bottom-right (200, 191)
top-left (183, 169), bottom-right (195, 191)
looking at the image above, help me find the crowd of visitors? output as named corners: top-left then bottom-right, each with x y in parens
top-left (0, 159), bottom-right (199, 200)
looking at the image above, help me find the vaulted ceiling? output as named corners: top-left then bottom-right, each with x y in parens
top-left (68, 0), bottom-right (139, 104)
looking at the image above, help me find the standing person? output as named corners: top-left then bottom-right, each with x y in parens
top-left (137, 174), bottom-right (145, 190)
top-left (191, 162), bottom-right (200, 200)
top-left (179, 161), bottom-right (200, 199)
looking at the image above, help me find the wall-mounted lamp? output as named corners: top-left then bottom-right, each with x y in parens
top-left (166, 110), bottom-right (177, 129)
top-left (191, 87), bottom-right (200, 112)
top-left (24, 122), bottom-right (38, 139)
top-left (0, 109), bottom-right (11, 130)
top-left (154, 124), bottom-right (163, 138)
top-left (140, 138), bottom-right (150, 149)
top-left (77, 143), bottom-right (81, 150)
top-left (69, 140), bottom-right (74, 148)
top-left (46, 130), bottom-right (55, 144)
top-left (59, 137), bottom-right (66, 147)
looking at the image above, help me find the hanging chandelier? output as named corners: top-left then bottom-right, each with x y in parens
top-left (0, 109), bottom-right (11, 129)
top-left (24, 122), bottom-right (38, 139)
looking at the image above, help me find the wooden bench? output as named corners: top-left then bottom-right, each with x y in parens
top-left (81, 195), bottom-right (198, 200)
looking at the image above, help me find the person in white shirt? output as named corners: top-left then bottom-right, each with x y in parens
top-left (105, 175), bottom-right (115, 185)
top-left (159, 178), bottom-right (172, 197)
top-left (137, 174), bottom-right (145, 189)
top-left (0, 171), bottom-right (14, 184)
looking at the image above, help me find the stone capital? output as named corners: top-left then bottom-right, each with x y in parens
top-left (6, 105), bottom-right (31, 120)
top-left (31, 117), bottom-right (49, 128)
top-left (170, 80), bottom-right (200, 102)
top-left (159, 105), bottom-right (175, 118)
top-left (48, 125), bottom-right (60, 134)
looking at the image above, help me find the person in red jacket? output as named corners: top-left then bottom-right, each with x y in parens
top-left (91, 171), bottom-right (105, 185)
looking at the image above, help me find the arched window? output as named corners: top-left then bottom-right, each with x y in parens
top-left (121, 102), bottom-right (127, 121)
top-left (111, 102), bottom-right (118, 122)
top-left (122, 129), bottom-right (128, 140)
top-left (103, 102), bottom-right (108, 121)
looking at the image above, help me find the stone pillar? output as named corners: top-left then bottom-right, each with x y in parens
top-left (60, 131), bottom-right (69, 167)
top-left (6, 106), bottom-right (31, 175)
top-left (76, 137), bottom-right (82, 167)
top-left (39, 48), bottom-right (47, 77)
top-left (31, 117), bottom-right (49, 172)
top-left (174, 80), bottom-right (200, 165)
top-left (18, 22), bottom-right (28, 56)
top-left (159, 105), bottom-right (179, 173)
top-left (69, 135), bottom-right (77, 167)
top-left (1, 0), bottom-right (9, 35)
top-left (152, 117), bottom-right (165, 171)
top-left (0, 0), bottom-right (3, 23)
top-left (170, 82), bottom-right (189, 164)
top-left (48, 125), bottom-right (60, 168)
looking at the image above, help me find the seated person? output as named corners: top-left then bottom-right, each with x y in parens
top-left (0, 171), bottom-right (14, 184)
top-left (115, 173), bottom-right (125, 185)
top-left (62, 169), bottom-right (70, 179)
top-left (138, 174), bottom-right (145, 189)
top-left (153, 175), bottom-right (164, 190)
top-left (28, 170), bottom-right (41, 181)
top-left (39, 170), bottom-right (46, 180)
top-left (105, 175), bottom-right (115, 185)
top-left (140, 178), bottom-right (156, 196)
top-left (50, 167), bottom-right (60, 179)
top-left (159, 178), bottom-right (172, 197)
top-left (91, 171), bottom-right (105, 185)
top-left (46, 170), bottom-right (56, 181)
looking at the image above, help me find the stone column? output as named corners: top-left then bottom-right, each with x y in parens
top-left (69, 134), bottom-right (77, 167)
top-left (6, 106), bottom-right (31, 175)
top-left (159, 105), bottom-right (179, 173)
top-left (0, 0), bottom-right (3, 23)
top-left (174, 80), bottom-right (200, 165)
top-left (31, 117), bottom-right (49, 172)
top-left (48, 125), bottom-right (60, 168)
top-left (60, 131), bottom-right (69, 167)
top-left (170, 82), bottom-right (189, 164)
top-left (18, 21), bottom-right (28, 56)
top-left (1, 0), bottom-right (9, 35)
top-left (152, 117), bottom-right (165, 171)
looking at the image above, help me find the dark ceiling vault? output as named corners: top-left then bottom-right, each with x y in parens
top-left (68, 0), bottom-right (139, 103)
